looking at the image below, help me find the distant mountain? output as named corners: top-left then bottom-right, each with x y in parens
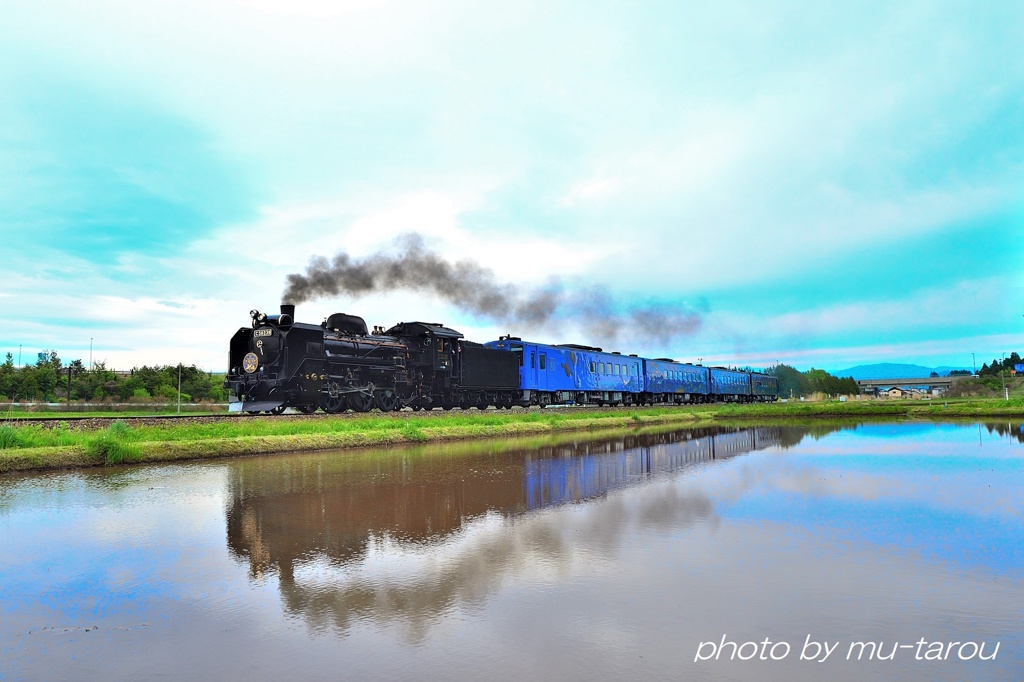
top-left (834, 363), bottom-right (972, 380)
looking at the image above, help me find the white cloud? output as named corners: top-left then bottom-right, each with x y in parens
top-left (768, 276), bottom-right (1011, 337)
top-left (649, 275), bottom-right (1023, 369)
top-left (560, 177), bottom-right (621, 206)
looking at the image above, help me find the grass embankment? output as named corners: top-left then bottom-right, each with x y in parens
top-left (0, 408), bottom-right (703, 473)
top-left (1, 398), bottom-right (1021, 473)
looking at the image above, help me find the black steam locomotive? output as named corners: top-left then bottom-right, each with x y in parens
top-left (225, 305), bottom-right (521, 413)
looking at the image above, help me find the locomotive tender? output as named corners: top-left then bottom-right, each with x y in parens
top-left (225, 305), bottom-right (778, 414)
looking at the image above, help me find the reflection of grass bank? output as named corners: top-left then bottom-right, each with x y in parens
top-left (0, 398), bottom-right (1020, 473)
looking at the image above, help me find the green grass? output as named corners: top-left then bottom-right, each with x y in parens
top-left (85, 420), bottom-right (142, 465)
top-left (1, 398), bottom-right (1021, 473)
top-left (0, 421), bottom-right (79, 449)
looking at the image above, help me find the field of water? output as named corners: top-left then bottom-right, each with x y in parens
top-left (1, 422), bottom-right (1021, 681)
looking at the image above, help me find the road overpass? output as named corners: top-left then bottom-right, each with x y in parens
top-left (855, 375), bottom-right (969, 394)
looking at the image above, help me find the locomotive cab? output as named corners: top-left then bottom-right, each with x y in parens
top-left (384, 321), bottom-right (461, 371)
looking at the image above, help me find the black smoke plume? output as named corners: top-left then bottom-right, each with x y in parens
top-left (283, 233), bottom-right (702, 347)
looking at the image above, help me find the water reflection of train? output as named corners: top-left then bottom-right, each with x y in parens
top-left (524, 428), bottom-right (777, 510)
top-left (224, 427), bottom-right (797, 634)
top-left (227, 427), bottom-right (786, 582)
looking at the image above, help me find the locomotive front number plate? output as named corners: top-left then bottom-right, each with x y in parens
top-left (242, 352), bottom-right (259, 373)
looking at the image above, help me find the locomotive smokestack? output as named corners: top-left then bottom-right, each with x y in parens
top-left (279, 303), bottom-right (295, 326)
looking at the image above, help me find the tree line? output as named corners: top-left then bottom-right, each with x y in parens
top-left (768, 364), bottom-right (860, 399)
top-left (0, 351), bottom-right (226, 403)
top-left (977, 352), bottom-right (1022, 378)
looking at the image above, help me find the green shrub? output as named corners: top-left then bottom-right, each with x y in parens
top-left (400, 421), bottom-right (428, 442)
top-left (86, 420), bottom-right (141, 465)
top-left (0, 425), bottom-right (24, 449)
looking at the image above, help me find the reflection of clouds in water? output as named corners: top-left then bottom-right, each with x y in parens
top-left (0, 465), bottom-right (230, 570)
top-left (714, 459), bottom-right (889, 501)
top-left (719, 447), bottom-right (1024, 522)
top-left (280, 480), bottom-right (718, 641)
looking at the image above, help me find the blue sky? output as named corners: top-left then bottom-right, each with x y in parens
top-left (1, 0), bottom-right (1021, 372)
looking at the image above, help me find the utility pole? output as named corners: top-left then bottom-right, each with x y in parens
top-left (89, 338), bottom-right (93, 370)
top-left (1001, 353), bottom-right (1007, 401)
top-left (972, 352), bottom-right (976, 376)
top-left (177, 364), bottom-right (182, 415)
top-left (18, 344), bottom-right (22, 367)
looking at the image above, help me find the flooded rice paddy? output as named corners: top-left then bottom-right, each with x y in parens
top-left (1, 422), bottom-right (1022, 681)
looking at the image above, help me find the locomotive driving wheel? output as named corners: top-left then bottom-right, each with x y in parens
top-left (296, 403), bottom-right (317, 414)
top-left (321, 394), bottom-right (347, 414)
top-left (268, 405), bottom-right (287, 415)
top-left (348, 391), bottom-right (373, 412)
top-left (374, 389), bottom-right (399, 412)
top-left (321, 393), bottom-right (346, 413)
top-left (320, 381), bottom-right (347, 414)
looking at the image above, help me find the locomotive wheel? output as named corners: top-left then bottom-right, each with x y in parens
top-left (269, 405), bottom-right (287, 415)
top-left (321, 394), bottom-right (347, 414)
top-left (374, 389), bottom-right (399, 412)
top-left (348, 392), bottom-right (373, 413)
top-left (297, 403), bottom-right (317, 414)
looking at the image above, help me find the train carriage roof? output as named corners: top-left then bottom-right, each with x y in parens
top-left (557, 343), bottom-right (603, 352)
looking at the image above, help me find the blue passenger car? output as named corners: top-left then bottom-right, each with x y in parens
top-left (483, 338), bottom-right (644, 406)
top-left (709, 367), bottom-right (752, 402)
top-left (642, 358), bottom-right (711, 404)
top-left (750, 372), bottom-right (779, 402)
